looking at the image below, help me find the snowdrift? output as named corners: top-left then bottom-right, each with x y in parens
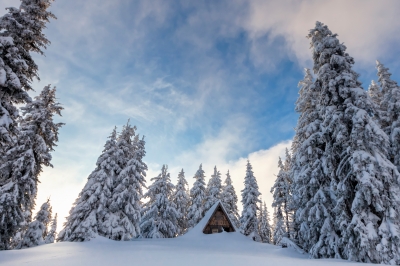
top-left (1, 204), bottom-right (374, 265)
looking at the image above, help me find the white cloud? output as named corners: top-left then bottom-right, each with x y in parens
top-left (242, 0), bottom-right (400, 69)
top-left (172, 115), bottom-right (250, 167)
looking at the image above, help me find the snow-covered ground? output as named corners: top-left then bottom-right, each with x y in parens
top-left (0, 202), bottom-right (372, 266)
top-left (1, 202), bottom-right (374, 266)
top-left (0, 231), bottom-right (373, 266)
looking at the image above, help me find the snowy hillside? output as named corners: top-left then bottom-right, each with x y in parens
top-left (0, 232), bottom-right (373, 266)
top-left (1, 204), bottom-right (373, 266)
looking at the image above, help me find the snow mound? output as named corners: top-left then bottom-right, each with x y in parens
top-left (0, 203), bottom-right (374, 266)
top-left (0, 232), bottom-right (374, 266)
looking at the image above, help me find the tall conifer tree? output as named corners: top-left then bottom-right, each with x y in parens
top-left (271, 150), bottom-right (292, 237)
top-left (307, 22), bottom-right (400, 263)
top-left (172, 169), bottom-right (190, 235)
top-left (0, 0), bottom-right (57, 249)
top-left (240, 161), bottom-right (261, 241)
top-left (272, 207), bottom-right (286, 245)
top-left (271, 157), bottom-right (290, 245)
top-left (19, 199), bottom-right (52, 248)
top-left (44, 213), bottom-right (57, 244)
top-left (187, 164), bottom-right (206, 229)
top-left (140, 165), bottom-right (178, 238)
top-left (367, 80), bottom-right (382, 108)
top-left (58, 124), bottom-right (145, 242)
top-left (376, 61), bottom-right (400, 172)
top-left (290, 67), bottom-right (338, 256)
top-left (221, 170), bottom-right (240, 227)
top-left (204, 166), bottom-right (222, 213)
top-left (0, 0), bottom-right (55, 149)
top-left (259, 202), bottom-right (272, 243)
top-left (102, 123), bottom-right (145, 240)
top-left (0, 85), bottom-right (63, 249)
top-left (57, 128), bottom-right (120, 242)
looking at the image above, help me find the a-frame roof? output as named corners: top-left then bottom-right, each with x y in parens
top-left (202, 201), bottom-right (236, 233)
top-left (183, 200), bottom-right (239, 238)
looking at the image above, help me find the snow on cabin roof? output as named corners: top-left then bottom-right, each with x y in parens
top-left (184, 201), bottom-right (238, 238)
top-left (202, 203), bottom-right (235, 234)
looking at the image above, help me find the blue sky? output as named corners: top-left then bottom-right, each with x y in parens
top-left (1, 0), bottom-right (400, 228)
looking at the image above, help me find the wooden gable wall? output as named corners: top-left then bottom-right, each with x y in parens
top-left (202, 203), bottom-right (235, 234)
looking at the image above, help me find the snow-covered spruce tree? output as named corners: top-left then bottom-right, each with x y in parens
top-left (0, 0), bottom-right (55, 152)
top-left (0, 0), bottom-right (55, 149)
top-left (308, 22), bottom-right (400, 263)
top-left (367, 80), bottom-right (382, 109)
top-left (257, 201), bottom-right (263, 241)
top-left (240, 160), bottom-right (261, 241)
top-left (2, 0), bottom-right (56, 54)
top-left (289, 69), bottom-right (314, 245)
top-left (172, 169), bottom-right (190, 235)
top-left (0, 33), bottom-right (31, 149)
top-left (259, 201), bottom-right (272, 243)
top-left (270, 150), bottom-right (292, 237)
top-left (221, 170), bottom-right (240, 227)
top-left (290, 67), bottom-right (338, 256)
top-left (104, 133), bottom-right (147, 240)
top-left (204, 166), bottom-right (222, 213)
top-left (291, 68), bottom-right (315, 154)
top-left (102, 123), bottom-right (145, 240)
top-left (271, 155), bottom-right (290, 245)
top-left (141, 165), bottom-right (178, 238)
top-left (44, 213), bottom-right (57, 244)
top-left (0, 0), bottom-right (56, 250)
top-left (272, 207), bottom-right (286, 245)
top-left (57, 128), bottom-right (120, 242)
top-left (187, 164), bottom-right (206, 229)
top-left (376, 61), bottom-right (400, 172)
top-left (0, 85), bottom-right (63, 250)
top-left (19, 199), bottom-right (52, 248)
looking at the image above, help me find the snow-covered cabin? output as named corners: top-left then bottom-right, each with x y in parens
top-left (202, 201), bottom-right (236, 234)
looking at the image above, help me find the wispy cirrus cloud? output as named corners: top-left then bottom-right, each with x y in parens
top-left (241, 0), bottom-right (400, 75)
